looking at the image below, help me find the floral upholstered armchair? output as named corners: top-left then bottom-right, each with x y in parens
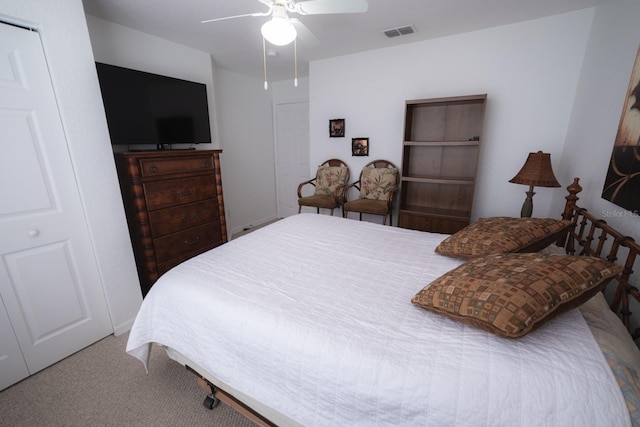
top-left (297, 159), bottom-right (350, 216)
top-left (343, 160), bottom-right (399, 225)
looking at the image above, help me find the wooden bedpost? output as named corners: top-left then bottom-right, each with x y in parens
top-left (561, 177), bottom-right (582, 221)
top-left (556, 177), bottom-right (582, 248)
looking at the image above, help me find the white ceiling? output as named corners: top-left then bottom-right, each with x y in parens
top-left (81, 0), bottom-right (599, 82)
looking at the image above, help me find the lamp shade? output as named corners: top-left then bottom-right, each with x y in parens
top-left (509, 151), bottom-right (561, 188)
top-left (261, 17), bottom-right (297, 46)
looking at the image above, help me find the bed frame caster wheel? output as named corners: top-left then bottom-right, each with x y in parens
top-left (203, 394), bottom-right (220, 409)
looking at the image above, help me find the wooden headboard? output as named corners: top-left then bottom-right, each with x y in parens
top-left (557, 177), bottom-right (640, 340)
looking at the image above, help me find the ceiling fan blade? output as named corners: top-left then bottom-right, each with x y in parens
top-left (294, 0), bottom-right (368, 15)
top-left (201, 12), bottom-right (268, 24)
top-left (290, 18), bottom-right (321, 47)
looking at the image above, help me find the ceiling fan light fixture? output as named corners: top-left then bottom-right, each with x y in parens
top-left (261, 16), bottom-right (297, 46)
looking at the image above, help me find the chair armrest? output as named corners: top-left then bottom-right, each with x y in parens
top-left (333, 183), bottom-right (350, 204)
top-left (297, 178), bottom-right (317, 198)
top-left (343, 180), bottom-right (361, 201)
top-left (386, 185), bottom-right (399, 205)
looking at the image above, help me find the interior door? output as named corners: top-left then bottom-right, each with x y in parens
top-left (0, 22), bottom-right (112, 390)
top-left (0, 296), bottom-right (29, 390)
top-left (275, 102), bottom-right (310, 218)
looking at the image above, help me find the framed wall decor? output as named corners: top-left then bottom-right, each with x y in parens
top-left (352, 137), bottom-right (369, 156)
top-left (602, 46), bottom-right (640, 213)
top-left (329, 119), bottom-right (345, 137)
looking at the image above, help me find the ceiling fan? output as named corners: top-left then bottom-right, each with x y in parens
top-left (202, 0), bottom-right (369, 47)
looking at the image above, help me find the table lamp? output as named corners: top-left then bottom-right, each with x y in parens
top-left (509, 151), bottom-right (560, 217)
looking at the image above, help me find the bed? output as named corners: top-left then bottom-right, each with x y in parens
top-left (126, 177), bottom-right (640, 427)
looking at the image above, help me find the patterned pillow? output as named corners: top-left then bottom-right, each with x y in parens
top-left (412, 253), bottom-right (622, 338)
top-left (359, 167), bottom-right (398, 201)
top-left (314, 166), bottom-right (348, 197)
top-left (435, 217), bottom-right (573, 259)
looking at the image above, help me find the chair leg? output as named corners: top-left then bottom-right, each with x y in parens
top-left (316, 207), bottom-right (320, 214)
top-left (330, 208), bottom-right (334, 216)
top-left (298, 205), bottom-right (301, 214)
top-left (358, 213), bottom-right (362, 221)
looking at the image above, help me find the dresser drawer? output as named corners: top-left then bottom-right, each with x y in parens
top-left (154, 221), bottom-right (222, 264)
top-left (139, 155), bottom-right (214, 177)
top-left (149, 199), bottom-right (219, 238)
top-left (156, 239), bottom-right (223, 276)
top-left (144, 175), bottom-right (217, 210)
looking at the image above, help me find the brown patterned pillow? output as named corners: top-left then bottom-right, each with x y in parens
top-left (435, 217), bottom-right (573, 259)
top-left (412, 253), bottom-right (622, 338)
top-left (314, 166), bottom-right (348, 197)
top-left (359, 167), bottom-right (398, 201)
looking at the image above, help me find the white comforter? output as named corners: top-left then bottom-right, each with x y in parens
top-left (127, 214), bottom-right (630, 427)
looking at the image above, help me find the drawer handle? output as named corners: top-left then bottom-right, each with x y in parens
top-left (176, 189), bottom-right (194, 197)
top-left (181, 214), bottom-right (198, 223)
top-left (149, 164), bottom-right (158, 173)
top-left (184, 236), bottom-right (200, 246)
top-left (202, 161), bottom-right (210, 168)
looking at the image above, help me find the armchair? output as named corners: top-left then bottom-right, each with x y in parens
top-left (343, 160), bottom-right (399, 225)
top-left (297, 159), bottom-right (350, 216)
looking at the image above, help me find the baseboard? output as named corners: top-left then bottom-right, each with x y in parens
top-left (112, 318), bottom-right (136, 336)
top-left (231, 216), bottom-right (281, 239)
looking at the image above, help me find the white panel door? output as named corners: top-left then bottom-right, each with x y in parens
top-left (0, 296), bottom-right (29, 389)
top-left (0, 23), bottom-right (112, 390)
top-left (275, 102), bottom-right (310, 218)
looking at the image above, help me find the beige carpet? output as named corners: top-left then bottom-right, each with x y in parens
top-left (0, 333), bottom-right (256, 427)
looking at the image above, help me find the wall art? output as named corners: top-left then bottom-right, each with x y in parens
top-left (602, 46), bottom-right (640, 213)
top-left (352, 137), bottom-right (369, 156)
top-left (329, 118), bottom-right (345, 137)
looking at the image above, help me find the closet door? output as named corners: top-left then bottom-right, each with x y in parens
top-left (0, 23), bottom-right (112, 390)
top-left (0, 299), bottom-right (29, 390)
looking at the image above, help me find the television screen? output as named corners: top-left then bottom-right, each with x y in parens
top-left (95, 62), bottom-right (212, 146)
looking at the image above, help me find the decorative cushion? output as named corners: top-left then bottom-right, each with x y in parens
top-left (314, 166), bottom-right (348, 197)
top-left (435, 217), bottom-right (573, 259)
top-left (359, 167), bottom-right (398, 201)
top-left (412, 253), bottom-right (622, 338)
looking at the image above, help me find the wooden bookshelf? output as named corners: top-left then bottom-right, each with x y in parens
top-left (398, 94), bottom-right (487, 234)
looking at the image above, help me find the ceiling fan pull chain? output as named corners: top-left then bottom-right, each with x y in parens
top-left (294, 38), bottom-right (298, 87)
top-left (263, 36), bottom-right (268, 90)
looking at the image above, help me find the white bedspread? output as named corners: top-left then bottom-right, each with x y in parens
top-left (127, 214), bottom-right (630, 427)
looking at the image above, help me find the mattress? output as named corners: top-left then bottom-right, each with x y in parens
top-left (127, 213), bottom-right (632, 426)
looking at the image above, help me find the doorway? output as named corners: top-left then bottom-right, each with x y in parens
top-left (274, 101), bottom-right (311, 218)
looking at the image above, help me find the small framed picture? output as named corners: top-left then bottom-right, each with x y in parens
top-left (352, 137), bottom-right (369, 156)
top-left (329, 119), bottom-right (345, 137)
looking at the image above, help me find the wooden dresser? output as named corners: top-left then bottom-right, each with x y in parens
top-left (114, 150), bottom-right (227, 296)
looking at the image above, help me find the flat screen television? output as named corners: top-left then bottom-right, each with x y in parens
top-left (95, 62), bottom-right (212, 148)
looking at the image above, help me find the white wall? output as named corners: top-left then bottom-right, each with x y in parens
top-left (214, 69), bottom-right (279, 234)
top-left (207, 72), bottom-right (310, 235)
top-left (310, 9), bottom-right (595, 223)
top-left (273, 77), bottom-right (310, 104)
top-left (0, 0), bottom-right (142, 335)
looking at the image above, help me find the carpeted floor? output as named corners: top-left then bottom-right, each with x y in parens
top-left (0, 333), bottom-right (256, 426)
